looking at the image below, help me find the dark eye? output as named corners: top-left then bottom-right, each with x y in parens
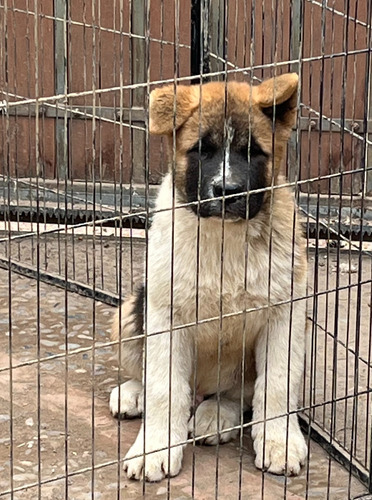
top-left (240, 140), bottom-right (266, 160)
top-left (188, 136), bottom-right (216, 159)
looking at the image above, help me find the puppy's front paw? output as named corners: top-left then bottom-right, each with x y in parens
top-left (252, 419), bottom-right (307, 476)
top-left (110, 379), bottom-right (143, 419)
top-left (124, 428), bottom-right (185, 482)
top-left (188, 398), bottom-right (240, 445)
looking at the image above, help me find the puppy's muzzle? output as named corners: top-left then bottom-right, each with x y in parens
top-left (212, 179), bottom-right (242, 201)
top-left (209, 179), bottom-right (263, 220)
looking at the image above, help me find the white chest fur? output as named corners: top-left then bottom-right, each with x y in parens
top-left (147, 174), bottom-right (300, 329)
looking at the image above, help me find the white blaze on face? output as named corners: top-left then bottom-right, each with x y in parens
top-left (216, 118), bottom-right (235, 184)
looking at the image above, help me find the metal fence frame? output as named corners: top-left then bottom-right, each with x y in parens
top-left (0, 0), bottom-right (372, 497)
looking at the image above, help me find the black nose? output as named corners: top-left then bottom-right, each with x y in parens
top-left (212, 181), bottom-right (243, 201)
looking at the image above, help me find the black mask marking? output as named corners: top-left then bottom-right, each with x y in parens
top-left (185, 132), bottom-right (268, 220)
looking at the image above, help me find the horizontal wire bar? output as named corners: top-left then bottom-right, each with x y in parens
top-left (0, 91), bottom-right (146, 131)
top-left (1, 2), bottom-right (369, 50)
top-left (43, 102), bottom-right (146, 131)
top-left (299, 103), bottom-right (369, 145)
top-left (0, 270), bottom-right (370, 375)
top-left (1, 163), bottom-right (372, 245)
top-left (1, 84), bottom-right (371, 152)
top-left (305, 0), bottom-right (371, 30)
top-left (0, 214), bottom-right (132, 244)
top-left (2, 91), bottom-right (369, 139)
top-left (0, 4), bottom-right (191, 49)
top-left (299, 206), bottom-right (372, 260)
top-left (308, 316), bottom-right (372, 372)
top-left (0, 174), bottom-right (119, 214)
top-left (0, 47), bottom-right (370, 108)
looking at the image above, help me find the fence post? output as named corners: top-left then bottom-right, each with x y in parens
top-left (208, 0), bottom-right (225, 79)
top-left (191, 0), bottom-right (211, 82)
top-left (54, 0), bottom-right (68, 180)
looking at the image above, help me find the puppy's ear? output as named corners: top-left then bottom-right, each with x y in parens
top-left (149, 85), bottom-right (199, 135)
top-left (255, 73), bottom-right (298, 127)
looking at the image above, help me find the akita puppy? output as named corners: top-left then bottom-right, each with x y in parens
top-left (110, 73), bottom-right (308, 482)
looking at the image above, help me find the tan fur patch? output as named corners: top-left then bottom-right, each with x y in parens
top-left (149, 75), bottom-right (298, 204)
top-left (149, 84), bottom-right (200, 135)
top-left (253, 73), bottom-right (298, 109)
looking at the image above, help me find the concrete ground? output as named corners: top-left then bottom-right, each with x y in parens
top-left (0, 230), bottom-right (371, 499)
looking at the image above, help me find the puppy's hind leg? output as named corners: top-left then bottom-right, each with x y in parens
top-left (188, 382), bottom-right (253, 445)
top-left (110, 286), bottom-right (144, 419)
top-left (188, 397), bottom-right (240, 445)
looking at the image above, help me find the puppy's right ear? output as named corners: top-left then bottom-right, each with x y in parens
top-left (149, 85), bottom-right (199, 135)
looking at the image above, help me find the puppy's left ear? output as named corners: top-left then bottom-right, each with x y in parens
top-left (255, 73), bottom-right (298, 127)
top-left (149, 85), bottom-right (199, 135)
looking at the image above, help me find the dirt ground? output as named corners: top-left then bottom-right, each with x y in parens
top-left (0, 231), bottom-right (371, 499)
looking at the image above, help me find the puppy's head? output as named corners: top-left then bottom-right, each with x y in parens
top-left (150, 74), bottom-right (298, 220)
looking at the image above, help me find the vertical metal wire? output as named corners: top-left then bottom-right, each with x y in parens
top-left (349, 3), bottom-right (372, 495)
top-left (142, 0), bottom-right (151, 493)
top-left (82, 0), bottom-right (91, 288)
top-left (40, 5), bottom-right (48, 278)
top-left (61, 2), bottom-right (70, 497)
top-left (97, 0), bottom-right (105, 293)
top-left (112, 0), bottom-right (118, 295)
top-left (115, 0), bottom-right (124, 496)
top-left (257, 1), bottom-right (282, 497)
top-left (166, 1), bottom-right (180, 497)
top-left (90, 0), bottom-right (98, 495)
top-left (318, 8), bottom-right (328, 469)
top-left (259, 1), bottom-right (267, 495)
top-left (233, 0), bottom-right (239, 71)
top-left (127, 0), bottom-right (135, 296)
top-left (190, 1), bottom-right (207, 496)
top-left (10, 1), bottom-right (20, 248)
top-left (346, 1), bottom-right (360, 493)
top-left (284, 0), bottom-right (303, 496)
top-left (342, 1), bottom-right (357, 457)
top-left (241, 53), bottom-right (257, 500)
top-left (31, 3), bottom-right (42, 498)
top-left (305, 6), bottom-right (319, 498)
top-left (54, 0), bottom-right (64, 279)
top-left (25, 4), bottom-right (36, 270)
top-left (237, 2), bottom-right (254, 496)
top-left (39, 3), bottom-right (46, 495)
top-left (324, 0), bottom-right (335, 444)
top-left (67, 8), bottom-right (77, 289)
top-left (214, 3), bottom-right (229, 497)
top-left (364, 4), bottom-right (372, 489)
top-left (2, 3), bottom-right (15, 498)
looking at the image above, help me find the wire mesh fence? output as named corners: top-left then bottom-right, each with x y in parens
top-left (0, 0), bottom-right (371, 498)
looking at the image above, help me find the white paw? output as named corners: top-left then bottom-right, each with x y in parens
top-left (124, 428), bottom-right (185, 482)
top-left (188, 399), bottom-right (240, 445)
top-left (252, 418), bottom-right (307, 476)
top-left (109, 379), bottom-right (143, 419)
